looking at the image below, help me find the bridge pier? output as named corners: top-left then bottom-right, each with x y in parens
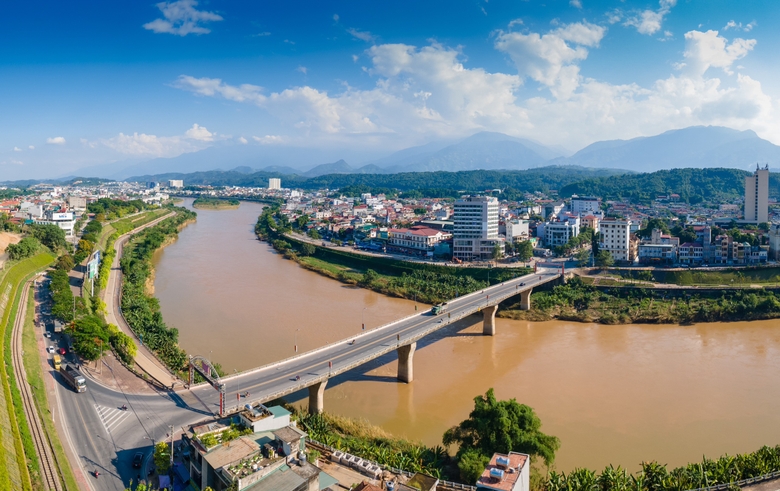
top-left (397, 342), bottom-right (416, 383)
top-left (482, 305), bottom-right (498, 336)
top-left (308, 380), bottom-right (328, 415)
top-left (520, 288), bottom-right (532, 310)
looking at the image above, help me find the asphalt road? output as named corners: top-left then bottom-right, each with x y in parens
top-left (190, 269), bottom-right (561, 411)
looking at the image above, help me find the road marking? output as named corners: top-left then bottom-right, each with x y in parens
top-left (94, 404), bottom-right (129, 433)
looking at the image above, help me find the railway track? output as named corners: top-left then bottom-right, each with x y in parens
top-left (11, 277), bottom-right (63, 491)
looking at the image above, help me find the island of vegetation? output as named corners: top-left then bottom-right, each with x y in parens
top-left (193, 196), bottom-right (240, 209)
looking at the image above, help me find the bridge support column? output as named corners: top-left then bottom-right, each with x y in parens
top-left (308, 380), bottom-right (328, 415)
top-left (482, 305), bottom-right (498, 336)
top-left (397, 342), bottom-right (417, 383)
top-left (520, 288), bottom-right (532, 310)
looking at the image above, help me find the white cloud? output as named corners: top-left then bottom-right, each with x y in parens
top-left (13, 147), bottom-right (21, 152)
top-left (143, 0), bottom-right (222, 36)
top-left (174, 31), bottom-right (778, 150)
top-left (494, 21), bottom-right (606, 99)
top-left (252, 32), bottom-right (271, 37)
top-left (28, 145), bottom-right (34, 150)
top-left (724, 20), bottom-right (756, 32)
top-left (253, 135), bottom-right (285, 145)
top-left (333, 14), bottom-right (339, 22)
top-left (570, 0), bottom-right (582, 9)
top-left (682, 30), bottom-right (756, 76)
top-left (238, 136), bottom-right (248, 144)
top-left (347, 28), bottom-right (376, 43)
top-left (352, 54), bottom-right (359, 62)
top-left (185, 123), bottom-right (214, 141)
top-left (297, 66), bottom-right (308, 75)
top-left (625, 0), bottom-right (676, 35)
top-left (0, 159), bottom-right (24, 166)
top-left (46, 137), bottom-right (66, 145)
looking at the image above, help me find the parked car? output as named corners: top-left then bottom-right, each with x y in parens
top-left (47, 346), bottom-right (55, 354)
top-left (132, 452), bottom-right (144, 468)
top-left (58, 347), bottom-right (67, 356)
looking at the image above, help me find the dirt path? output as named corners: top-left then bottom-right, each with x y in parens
top-left (0, 231), bottom-right (21, 269)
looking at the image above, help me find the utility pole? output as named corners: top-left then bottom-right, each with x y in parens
top-left (169, 425), bottom-right (174, 476)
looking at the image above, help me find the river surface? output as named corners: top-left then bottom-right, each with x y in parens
top-left (153, 199), bottom-right (780, 472)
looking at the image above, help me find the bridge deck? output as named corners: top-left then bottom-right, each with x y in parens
top-left (192, 269), bottom-right (562, 411)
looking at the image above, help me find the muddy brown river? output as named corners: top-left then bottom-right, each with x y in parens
top-left (153, 199), bottom-right (780, 472)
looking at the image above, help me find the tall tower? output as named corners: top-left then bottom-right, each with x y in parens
top-left (453, 196), bottom-right (499, 261)
top-left (745, 164), bottom-right (769, 223)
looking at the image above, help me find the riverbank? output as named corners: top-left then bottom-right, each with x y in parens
top-left (500, 277), bottom-right (780, 324)
top-left (255, 205), bottom-right (530, 304)
top-left (192, 197), bottom-right (239, 210)
top-left (119, 207), bottom-right (198, 377)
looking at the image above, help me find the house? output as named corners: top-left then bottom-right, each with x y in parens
top-left (476, 452), bottom-right (530, 491)
top-left (388, 226), bottom-right (452, 256)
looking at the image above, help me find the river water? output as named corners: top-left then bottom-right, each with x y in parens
top-left (153, 199), bottom-right (780, 472)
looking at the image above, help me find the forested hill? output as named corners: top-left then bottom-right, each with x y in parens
top-left (129, 166), bottom-right (627, 197)
top-left (559, 168), bottom-right (780, 204)
top-left (127, 166), bottom-right (777, 204)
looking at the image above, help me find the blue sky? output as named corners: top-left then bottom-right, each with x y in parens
top-left (2, 0), bottom-right (779, 179)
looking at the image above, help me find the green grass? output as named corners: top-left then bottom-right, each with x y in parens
top-left (95, 223), bottom-right (115, 251)
top-left (0, 252), bottom-right (55, 491)
top-left (111, 209), bottom-right (168, 236)
top-left (298, 256), bottom-right (361, 279)
top-left (22, 286), bottom-right (79, 491)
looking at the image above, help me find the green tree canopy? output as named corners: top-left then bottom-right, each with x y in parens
top-left (154, 441), bottom-right (172, 474)
top-left (443, 388), bottom-right (560, 467)
top-left (28, 223), bottom-right (66, 251)
top-left (595, 250), bottom-right (614, 267)
top-left (637, 218), bottom-right (670, 239)
top-left (6, 236), bottom-right (40, 260)
top-left (515, 241), bottom-right (534, 262)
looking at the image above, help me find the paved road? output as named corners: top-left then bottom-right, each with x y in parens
top-left (104, 212), bottom-right (179, 389)
top-left (190, 269), bottom-right (561, 412)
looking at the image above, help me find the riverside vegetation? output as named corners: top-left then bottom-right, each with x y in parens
top-left (192, 196), bottom-right (240, 209)
top-left (501, 277), bottom-right (780, 324)
top-left (255, 204), bottom-right (530, 304)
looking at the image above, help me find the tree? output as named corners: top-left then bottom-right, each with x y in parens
top-left (108, 324), bottom-right (137, 364)
top-left (360, 269), bottom-right (379, 286)
top-left (308, 228), bottom-right (321, 240)
top-left (6, 237), bottom-right (40, 260)
top-left (575, 248), bottom-right (591, 266)
top-left (515, 241), bottom-right (534, 262)
top-left (296, 214), bottom-right (309, 230)
top-left (491, 243), bottom-right (503, 260)
top-left (637, 218), bottom-right (670, 239)
top-left (595, 250), bottom-right (614, 267)
top-left (457, 449), bottom-right (491, 483)
top-left (154, 441), bottom-right (172, 474)
top-left (71, 315), bottom-right (109, 361)
top-left (300, 243), bottom-right (316, 257)
top-left (55, 254), bottom-right (75, 271)
top-left (443, 388), bottom-right (560, 467)
top-left (28, 223), bottom-right (66, 250)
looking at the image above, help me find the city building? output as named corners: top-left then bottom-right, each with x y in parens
top-left (268, 178), bottom-right (282, 190)
top-left (476, 452), bottom-right (530, 491)
top-left (67, 196), bottom-right (87, 210)
top-left (638, 243), bottom-right (677, 264)
top-left (570, 195), bottom-right (601, 216)
top-left (581, 214), bottom-right (599, 232)
top-left (387, 226), bottom-right (452, 256)
top-left (745, 164), bottom-right (769, 223)
top-left (185, 405), bottom-right (329, 491)
top-left (769, 224), bottom-right (780, 261)
top-left (599, 219), bottom-right (634, 263)
top-left (34, 211), bottom-right (75, 237)
top-left (543, 216), bottom-right (580, 248)
top-left (503, 219), bottom-right (530, 242)
top-left (168, 179), bottom-right (184, 188)
top-left (453, 196), bottom-right (500, 261)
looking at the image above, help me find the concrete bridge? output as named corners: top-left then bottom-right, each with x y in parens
top-left (190, 267), bottom-right (563, 415)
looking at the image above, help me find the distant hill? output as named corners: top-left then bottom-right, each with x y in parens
top-left (303, 159), bottom-right (355, 177)
top-left (563, 126), bottom-right (780, 171)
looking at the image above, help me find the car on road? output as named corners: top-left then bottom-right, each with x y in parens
top-left (47, 346), bottom-right (55, 354)
top-left (519, 282), bottom-right (525, 286)
top-left (44, 331), bottom-right (51, 338)
top-left (58, 347), bottom-right (67, 356)
top-left (132, 452), bottom-right (144, 468)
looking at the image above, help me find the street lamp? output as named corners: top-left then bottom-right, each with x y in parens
top-left (234, 369), bottom-right (240, 408)
top-left (294, 329), bottom-right (300, 353)
top-left (362, 308), bottom-right (366, 330)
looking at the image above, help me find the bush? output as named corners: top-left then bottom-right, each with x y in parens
top-left (28, 223), bottom-right (66, 251)
top-left (55, 254), bottom-right (75, 271)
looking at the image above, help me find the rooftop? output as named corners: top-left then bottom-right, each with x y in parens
top-left (476, 452), bottom-right (528, 491)
top-left (272, 425), bottom-right (306, 445)
top-left (203, 436), bottom-right (260, 470)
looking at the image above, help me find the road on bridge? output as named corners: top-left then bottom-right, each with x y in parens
top-left (191, 269), bottom-right (562, 413)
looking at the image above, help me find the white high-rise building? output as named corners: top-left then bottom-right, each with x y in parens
top-left (268, 178), bottom-right (281, 190)
top-left (168, 179), bottom-right (184, 188)
top-left (745, 165), bottom-right (769, 223)
top-left (453, 196), bottom-right (500, 261)
top-left (599, 219), bottom-right (633, 263)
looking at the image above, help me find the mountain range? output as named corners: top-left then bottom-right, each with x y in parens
top-left (54, 126), bottom-right (780, 182)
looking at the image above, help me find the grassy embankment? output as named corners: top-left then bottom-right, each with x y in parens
top-left (0, 252), bottom-right (55, 491)
top-left (22, 285), bottom-right (80, 491)
top-left (96, 209), bottom-right (170, 251)
top-left (192, 197), bottom-right (240, 210)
